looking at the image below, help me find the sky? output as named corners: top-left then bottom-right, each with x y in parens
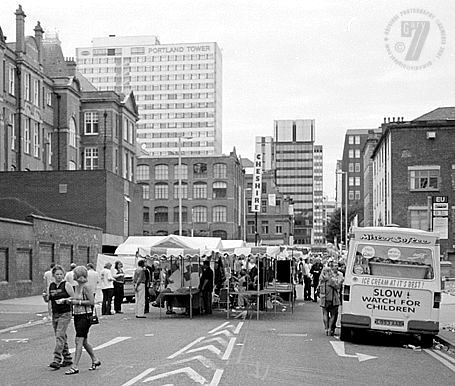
top-left (1, 0), bottom-right (455, 198)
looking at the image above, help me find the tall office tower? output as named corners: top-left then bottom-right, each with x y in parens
top-left (255, 136), bottom-right (274, 171)
top-left (313, 145), bottom-right (324, 244)
top-left (273, 119), bottom-right (316, 245)
top-left (76, 36), bottom-right (222, 156)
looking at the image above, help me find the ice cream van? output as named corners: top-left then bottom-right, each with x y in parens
top-left (340, 226), bottom-right (441, 347)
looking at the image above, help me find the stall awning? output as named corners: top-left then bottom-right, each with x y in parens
top-left (221, 246), bottom-right (281, 257)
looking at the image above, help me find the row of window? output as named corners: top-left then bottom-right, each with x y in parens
top-left (141, 141), bottom-right (214, 149)
top-left (348, 135), bottom-right (361, 145)
top-left (348, 190), bottom-right (362, 201)
top-left (138, 131), bottom-right (213, 139)
top-left (145, 205), bottom-right (226, 224)
top-left (133, 74), bottom-right (214, 82)
top-left (131, 64), bottom-right (215, 72)
top-left (247, 221), bottom-right (284, 235)
top-left (137, 163), bottom-right (227, 180)
top-left (3, 63), bottom-right (53, 106)
top-left (348, 162), bottom-right (361, 173)
top-left (142, 181), bottom-right (227, 200)
top-left (83, 112), bottom-right (135, 145)
top-left (349, 177), bottom-right (361, 186)
top-left (140, 111), bottom-right (214, 119)
top-left (348, 149), bottom-right (361, 158)
top-left (79, 53), bottom-right (215, 62)
top-left (83, 146), bottom-right (135, 181)
top-left (137, 121), bottom-right (214, 129)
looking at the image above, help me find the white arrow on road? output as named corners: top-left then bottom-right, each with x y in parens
top-left (330, 341), bottom-right (377, 362)
top-left (234, 310), bottom-right (247, 319)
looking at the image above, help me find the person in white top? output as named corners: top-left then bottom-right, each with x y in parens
top-left (86, 263), bottom-right (100, 296)
top-left (64, 263), bottom-right (77, 289)
top-left (99, 263), bottom-right (114, 315)
top-left (43, 263), bottom-right (56, 318)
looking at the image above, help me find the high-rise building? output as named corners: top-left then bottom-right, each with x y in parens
top-left (272, 119), bottom-right (318, 245)
top-left (313, 145), bottom-right (324, 244)
top-left (76, 36), bottom-right (222, 157)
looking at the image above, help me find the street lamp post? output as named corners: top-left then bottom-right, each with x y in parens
top-left (337, 170), bottom-right (348, 250)
top-left (178, 136), bottom-right (192, 236)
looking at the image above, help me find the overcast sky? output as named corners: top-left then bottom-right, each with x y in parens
top-left (2, 0), bottom-right (455, 198)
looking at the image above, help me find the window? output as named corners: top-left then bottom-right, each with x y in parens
top-left (141, 184), bottom-right (150, 200)
top-left (248, 220), bottom-right (255, 234)
top-left (84, 112), bottom-right (99, 134)
top-left (68, 161), bottom-right (77, 170)
top-left (174, 164), bottom-right (188, 180)
top-left (212, 182), bottom-right (227, 198)
top-left (355, 149), bottom-right (360, 158)
top-left (352, 243), bottom-right (434, 279)
top-left (33, 122), bottom-right (40, 157)
top-left (46, 91), bottom-right (52, 106)
top-left (193, 162), bottom-right (207, 177)
top-left (349, 177), bottom-right (354, 186)
top-left (409, 168), bottom-right (440, 191)
top-left (193, 182), bottom-right (207, 199)
top-left (47, 133), bottom-right (52, 165)
top-left (173, 206), bottom-right (188, 222)
top-left (262, 200), bottom-right (267, 213)
top-left (348, 136), bottom-right (354, 145)
top-left (9, 113), bottom-right (16, 150)
top-left (355, 190), bottom-right (361, 200)
top-left (143, 207), bottom-right (150, 223)
top-left (137, 165), bottom-right (150, 180)
top-left (276, 225), bottom-right (283, 234)
top-left (213, 163), bottom-right (227, 178)
top-left (155, 164), bottom-right (168, 180)
top-left (213, 206), bottom-right (227, 222)
top-left (409, 207), bottom-right (430, 230)
top-left (24, 119), bottom-right (31, 154)
top-left (261, 220), bottom-right (269, 234)
top-left (24, 73), bottom-right (31, 101)
top-left (348, 149), bottom-right (354, 158)
top-left (355, 163), bottom-right (361, 173)
top-left (84, 147), bottom-right (99, 169)
top-left (173, 182), bottom-right (188, 199)
top-left (355, 136), bottom-right (360, 145)
top-left (349, 190), bottom-right (354, 200)
top-left (33, 79), bottom-right (39, 105)
top-left (348, 163), bottom-right (354, 172)
top-left (193, 206), bottom-right (207, 222)
top-left (154, 183), bottom-right (169, 199)
top-left (69, 118), bottom-right (76, 147)
top-left (355, 177), bottom-right (360, 186)
top-left (154, 206), bottom-right (168, 223)
top-left (8, 65), bottom-right (15, 95)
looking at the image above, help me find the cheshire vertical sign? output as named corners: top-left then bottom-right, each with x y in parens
top-left (251, 153), bottom-right (263, 212)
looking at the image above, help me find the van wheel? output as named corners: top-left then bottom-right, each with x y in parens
top-left (420, 334), bottom-right (434, 348)
top-left (340, 327), bottom-right (352, 342)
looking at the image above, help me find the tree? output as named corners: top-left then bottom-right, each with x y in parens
top-left (325, 205), bottom-right (364, 246)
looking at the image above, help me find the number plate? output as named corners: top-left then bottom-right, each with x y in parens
top-left (374, 318), bottom-right (404, 327)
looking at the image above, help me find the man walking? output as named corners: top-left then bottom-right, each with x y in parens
top-left (100, 262), bottom-right (114, 315)
top-left (199, 260), bottom-right (214, 315)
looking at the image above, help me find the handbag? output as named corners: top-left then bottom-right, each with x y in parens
top-left (83, 287), bottom-right (99, 325)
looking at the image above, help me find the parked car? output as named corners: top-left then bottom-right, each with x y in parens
top-left (123, 268), bottom-right (135, 303)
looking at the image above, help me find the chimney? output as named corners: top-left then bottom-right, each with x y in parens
top-left (387, 117), bottom-right (391, 123)
top-left (34, 21), bottom-right (44, 64)
top-left (65, 57), bottom-right (76, 76)
top-left (392, 117), bottom-right (396, 122)
top-left (15, 5), bottom-right (26, 54)
top-left (383, 117), bottom-right (387, 123)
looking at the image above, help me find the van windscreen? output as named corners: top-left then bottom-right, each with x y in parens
top-left (352, 243), bottom-right (434, 279)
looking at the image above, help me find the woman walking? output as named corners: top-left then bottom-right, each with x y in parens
top-left (318, 263), bottom-right (344, 336)
top-left (46, 265), bottom-right (74, 369)
top-left (113, 261), bottom-right (125, 314)
top-left (62, 266), bottom-right (101, 375)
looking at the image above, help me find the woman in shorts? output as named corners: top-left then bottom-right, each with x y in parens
top-left (62, 265), bottom-right (101, 375)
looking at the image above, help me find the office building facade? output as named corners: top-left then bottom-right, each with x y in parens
top-left (76, 36), bottom-right (222, 157)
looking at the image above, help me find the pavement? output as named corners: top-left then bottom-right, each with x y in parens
top-left (0, 290), bottom-right (454, 349)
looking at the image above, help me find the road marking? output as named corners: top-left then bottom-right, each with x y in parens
top-left (187, 344), bottom-right (222, 357)
top-left (277, 333), bottom-right (308, 337)
top-left (330, 341), bottom-right (377, 362)
top-left (142, 366), bottom-right (207, 384)
top-left (69, 336), bottom-right (130, 354)
top-left (425, 349), bottom-right (455, 372)
top-left (233, 321), bottom-right (243, 334)
top-left (0, 354), bottom-right (12, 361)
top-left (1, 338), bottom-right (29, 343)
top-left (175, 355), bottom-right (217, 369)
top-left (121, 368), bottom-right (155, 386)
top-left (212, 330), bottom-right (233, 338)
top-left (222, 337), bottom-right (236, 360)
top-left (234, 310), bottom-right (247, 319)
top-left (208, 322), bottom-right (230, 334)
top-left (204, 337), bottom-right (228, 347)
top-left (168, 336), bottom-right (205, 359)
top-left (209, 369), bottom-right (224, 386)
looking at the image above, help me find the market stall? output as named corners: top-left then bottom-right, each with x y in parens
top-left (220, 246), bottom-right (296, 320)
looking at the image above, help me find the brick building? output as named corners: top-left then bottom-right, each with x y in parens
top-left (371, 109), bottom-right (455, 262)
top-left (0, 215), bottom-right (102, 300)
top-left (245, 170), bottom-right (293, 245)
top-left (0, 170), bottom-right (143, 251)
top-left (138, 150), bottom-right (245, 239)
